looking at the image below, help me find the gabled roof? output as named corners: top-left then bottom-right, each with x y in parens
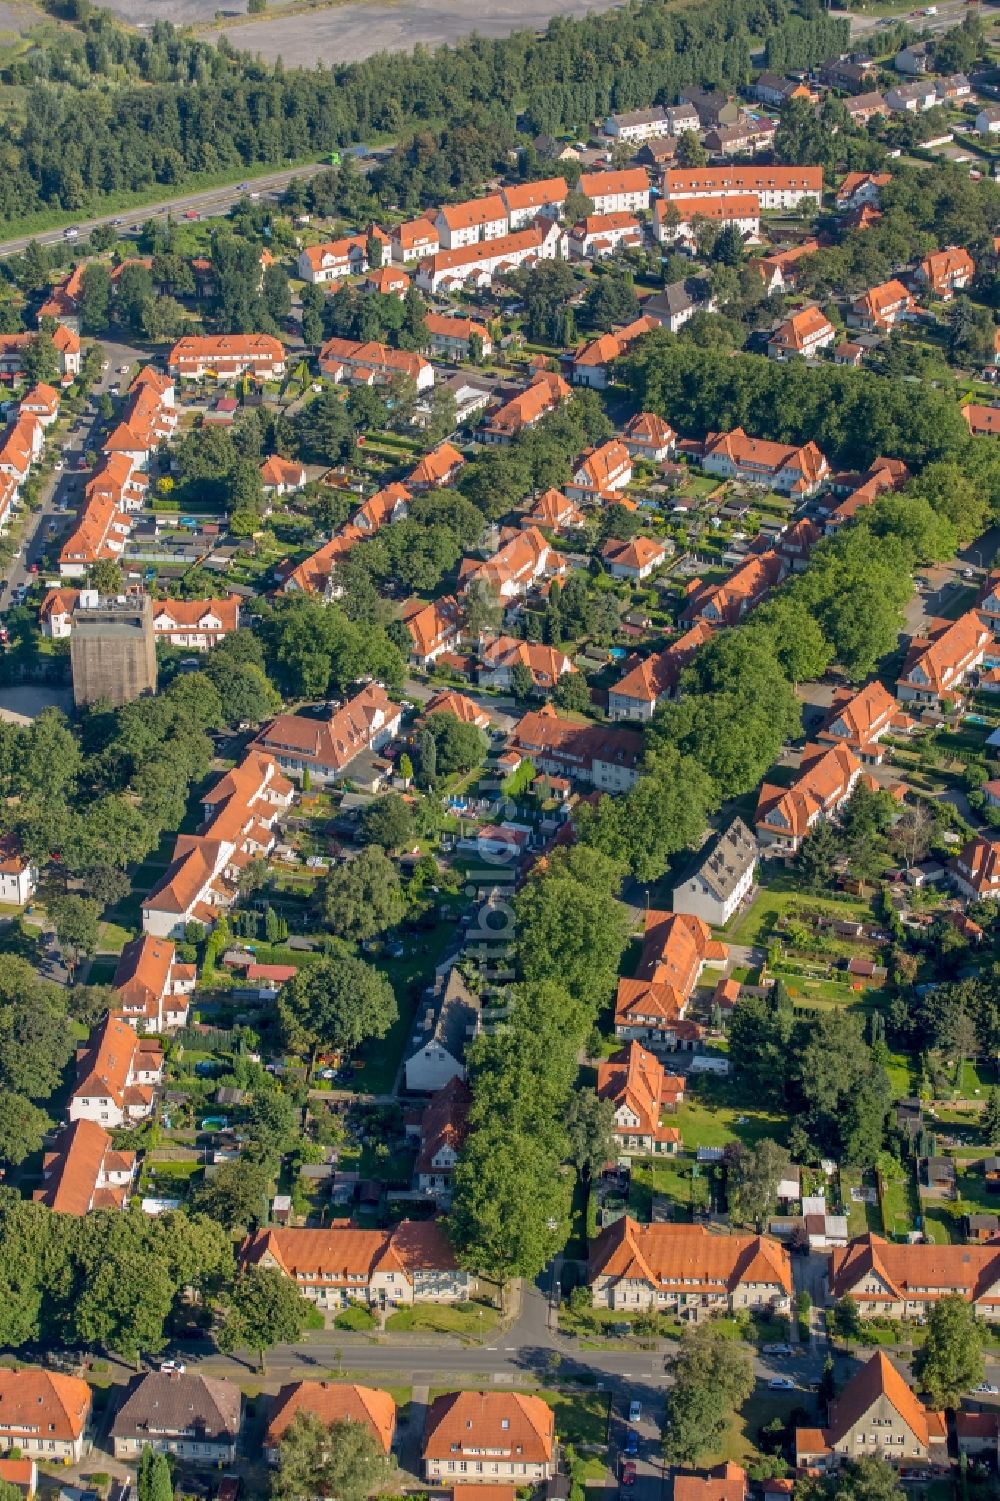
top-left (112, 1372), bottom-right (241, 1442)
top-left (423, 1392), bottom-right (554, 1463)
top-left (769, 306), bottom-right (834, 353)
top-left (34, 1119), bottom-right (134, 1216)
top-left (756, 742), bottom-right (860, 839)
top-left (826, 1352), bottom-right (944, 1448)
top-left (408, 442), bottom-right (464, 490)
top-left (579, 168), bottom-right (650, 198)
top-left (589, 1217), bottom-right (791, 1294)
top-left (416, 1076), bottom-right (472, 1174)
top-left (438, 193), bottom-right (507, 230)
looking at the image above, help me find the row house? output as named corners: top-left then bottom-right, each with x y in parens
top-left (478, 634), bottom-right (575, 692)
top-left (391, 216), bottom-right (441, 264)
top-left (414, 219), bottom-right (566, 294)
top-left (682, 550), bottom-right (786, 627)
top-left (113, 934), bottom-right (196, 1032)
top-left (755, 742), bottom-right (862, 854)
top-left (829, 1232), bottom-right (1000, 1322)
top-left (767, 305), bottom-right (836, 361)
top-left (588, 1217), bottom-right (792, 1316)
top-left (700, 427), bottom-right (829, 494)
top-left (408, 441), bottom-right (464, 492)
top-left (69, 1011), bottom-right (164, 1128)
top-left (703, 116), bottom-right (777, 155)
top-left (848, 280), bottom-right (915, 332)
top-left (655, 193), bottom-right (760, 247)
top-left (661, 164), bottom-right (823, 211)
top-left (817, 680), bottom-right (899, 764)
top-left (166, 334), bottom-right (286, 382)
top-left (402, 595), bottom-right (464, 667)
top-left (297, 233), bottom-right (369, 284)
top-left (240, 1220), bottom-right (470, 1310)
top-left (614, 907), bottom-right (727, 1050)
top-left (0, 325), bottom-right (80, 384)
top-left (254, 684), bottom-right (402, 787)
top-left (151, 595), bottom-right (241, 650)
top-left (755, 239), bottom-right (820, 295)
top-left (141, 751), bottom-right (295, 938)
top-left (672, 817), bottom-right (759, 928)
top-left (0, 1370), bottom-right (91, 1462)
top-left (578, 167), bottom-right (651, 215)
top-left (978, 568), bottom-right (1000, 634)
top-left (0, 413), bottom-right (42, 488)
top-left (608, 619), bottom-right (712, 721)
top-left (34, 1119), bottom-right (137, 1215)
top-left (319, 336), bottom-right (434, 392)
top-left (885, 80), bottom-right (937, 112)
top-left (482, 369), bottom-right (571, 440)
top-left (265, 1383), bottom-right (396, 1465)
top-left (565, 438), bottom-right (633, 501)
top-left (952, 833), bottom-right (1000, 902)
top-left (624, 411), bottom-right (676, 463)
top-left (567, 314), bottom-right (658, 390)
top-left (603, 104), bottom-right (688, 141)
top-left (916, 245), bottom-right (974, 300)
top-left (506, 703), bottom-right (644, 793)
top-left (603, 535), bottom-right (669, 581)
top-left (413, 1076), bottom-right (471, 1205)
top-left (434, 193), bottom-right (508, 249)
top-left (502, 176), bottom-right (567, 228)
top-left (459, 523), bottom-right (564, 599)
top-left (568, 212), bottom-right (642, 260)
top-left (424, 312), bottom-right (492, 361)
top-left (522, 487), bottom-right (584, 533)
top-left (896, 609), bottom-right (991, 710)
top-left (59, 491), bottom-right (134, 576)
top-left (845, 91), bottom-right (890, 125)
top-left (423, 1393), bottom-right (555, 1486)
top-left (597, 1042), bottom-right (682, 1157)
top-left (795, 1353), bottom-right (946, 1475)
top-left (836, 171), bottom-right (892, 211)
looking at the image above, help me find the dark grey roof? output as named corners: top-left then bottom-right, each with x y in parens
top-left (112, 1373), bottom-right (242, 1443)
top-left (683, 818), bottom-right (758, 903)
top-left (407, 966), bottom-right (481, 1066)
top-left (611, 105), bottom-right (667, 128)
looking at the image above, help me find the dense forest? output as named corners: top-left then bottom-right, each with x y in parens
top-left (0, 0), bottom-right (848, 227)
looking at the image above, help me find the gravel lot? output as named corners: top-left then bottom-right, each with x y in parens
top-left (96, 0), bottom-right (624, 61)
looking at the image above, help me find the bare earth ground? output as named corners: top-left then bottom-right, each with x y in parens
top-left (96, 0), bottom-right (624, 61)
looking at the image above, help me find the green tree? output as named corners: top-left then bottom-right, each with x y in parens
top-left (915, 1293), bottom-right (985, 1407)
top-left (794, 818), bottom-right (840, 894)
top-left (79, 263), bottom-right (111, 335)
top-left (727, 1138), bottom-right (790, 1230)
top-left (90, 559), bottom-right (124, 595)
top-left (515, 852), bottom-right (628, 1014)
top-left (0, 1094), bottom-right (49, 1166)
top-left (359, 793), bottom-right (415, 852)
top-left (564, 1093), bottom-right (616, 1178)
top-left (48, 894), bottom-right (101, 979)
top-left (676, 130), bottom-right (707, 167)
top-left (797, 1458), bottom-right (903, 1501)
top-left (318, 846), bottom-right (404, 942)
top-left (278, 954), bottom-right (397, 1073)
top-left (425, 712), bottom-right (488, 776)
top-left (552, 672), bottom-right (591, 714)
top-left (137, 1448), bottom-right (173, 1501)
top-left (983, 1087), bottom-right (1000, 1145)
top-left (510, 661), bottom-right (536, 703)
top-left (663, 1325), bottom-right (754, 1467)
top-left (274, 1412), bottom-right (390, 1501)
top-left (217, 1265), bottom-right (310, 1374)
top-left (22, 331), bottom-right (59, 385)
top-left (189, 1157), bottom-right (272, 1232)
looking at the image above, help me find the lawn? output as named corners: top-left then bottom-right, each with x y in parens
top-left (879, 1166), bottom-right (919, 1240)
top-left (630, 1156), bottom-right (708, 1221)
top-left (673, 1079), bottom-right (790, 1151)
top-left (385, 1300), bottom-right (499, 1337)
top-left (721, 878), bottom-right (873, 948)
top-left (537, 1388), bottom-right (611, 1448)
top-left (709, 1389), bottom-right (808, 1468)
top-left (841, 1167), bottom-right (881, 1238)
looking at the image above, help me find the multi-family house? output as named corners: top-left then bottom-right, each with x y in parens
top-left (111, 1373), bottom-right (242, 1463)
top-left (167, 335), bottom-right (286, 382)
top-left (478, 635), bottom-right (575, 692)
top-left (415, 221), bottom-right (566, 294)
top-left (589, 1218), bottom-right (792, 1315)
top-left (817, 55), bottom-right (877, 93)
top-left (835, 171), bottom-right (892, 210)
top-left (644, 278), bottom-right (716, 331)
top-left (607, 620), bottom-right (713, 722)
top-left (885, 81), bottom-right (937, 112)
top-left (151, 596), bottom-right (240, 650)
top-left (113, 934), bottom-right (196, 1032)
top-left (424, 312), bottom-right (492, 361)
top-left (614, 908), bottom-right (727, 1049)
top-left (0, 326), bottom-right (80, 383)
top-left (700, 428), bottom-right (829, 494)
top-left (604, 105), bottom-right (671, 141)
top-left (253, 686), bottom-right (402, 787)
top-left (33, 1119), bottom-right (137, 1215)
top-left (408, 442), bottom-right (465, 492)
top-left (265, 1384), bottom-right (396, 1464)
top-left (458, 525), bottom-right (563, 600)
top-left (578, 168), bottom-right (651, 215)
top-left (506, 704), bottom-right (643, 792)
top-left (597, 1042), bottom-right (682, 1157)
top-left (68, 1012), bottom-right (164, 1128)
top-left (296, 234), bottom-right (370, 283)
top-left (422, 1393), bottom-right (555, 1486)
top-left (522, 488), bottom-right (585, 533)
top-left (240, 1220), bottom-right (470, 1310)
top-left (404, 966), bottom-right (481, 1093)
top-left (845, 93), bottom-right (890, 125)
top-left (829, 1232), bottom-right (1000, 1320)
top-left (894, 41), bottom-right (930, 72)
top-left (142, 751), bottom-right (295, 937)
top-left (353, 482), bottom-right (411, 536)
top-left (568, 212), bottom-right (642, 260)
top-left (661, 165), bottom-right (823, 211)
top-left (501, 177), bottom-right (567, 228)
top-left (755, 742), bottom-right (861, 854)
top-left (391, 216), bottom-right (441, 264)
top-left (767, 306), bottom-right (836, 361)
top-left (482, 370), bottom-right (571, 440)
top-left (817, 681), bottom-right (898, 763)
top-left (916, 246), bottom-right (975, 300)
top-left (602, 536), bottom-right (669, 581)
top-left (624, 412), bottom-right (676, 463)
top-left (755, 240), bottom-right (820, 295)
top-left (567, 317), bottom-right (658, 390)
top-left (655, 193), bottom-right (760, 247)
top-left (952, 833), bottom-right (1000, 901)
top-left (682, 551), bottom-right (786, 626)
top-left (0, 835), bottom-right (35, 907)
top-left (704, 117), bottom-right (777, 155)
top-left (19, 382), bottom-right (60, 428)
top-left (795, 1353), bottom-right (946, 1473)
top-left (896, 610), bottom-right (990, 710)
top-left (319, 337), bottom-right (434, 392)
top-left (672, 819), bottom-right (758, 927)
top-left (434, 194), bottom-right (509, 249)
top-left (414, 1076), bottom-right (471, 1204)
top-left (0, 1371), bottom-right (91, 1462)
top-left (566, 439), bottom-right (633, 501)
top-left (848, 280), bottom-right (915, 332)
top-left (402, 595), bottom-right (464, 667)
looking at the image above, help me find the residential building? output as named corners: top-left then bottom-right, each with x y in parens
top-left (963, 403), bottom-right (1000, 437)
top-left (568, 212), bottom-right (642, 260)
top-left (885, 81), bottom-right (937, 112)
top-left (916, 246), bottom-right (975, 299)
top-left (836, 172), bottom-right (892, 210)
top-left (0, 1458), bottom-right (35, 1498)
top-left (241, 1220), bottom-right (470, 1310)
top-left (680, 87), bottom-right (743, 126)
top-left (655, 193), bottom-right (760, 246)
top-left (682, 551), bottom-right (786, 626)
top-left (415, 221), bottom-right (566, 294)
top-left (767, 306), bottom-right (836, 360)
top-left (482, 370), bottom-right (571, 439)
top-left (827, 1232), bottom-right (1000, 1319)
top-left (566, 438), bottom-right (633, 500)
top-left (756, 242), bottom-right (821, 296)
top-left (404, 966), bottom-right (481, 1093)
top-left (166, 335), bottom-right (286, 382)
top-left (151, 595), bottom-right (241, 650)
top-left (254, 686), bottom-right (402, 786)
top-left (506, 704), bottom-right (643, 792)
top-left (0, 1370), bottom-right (91, 1462)
top-left (522, 488), bottom-right (585, 533)
top-left (458, 524), bottom-right (563, 600)
top-left (425, 312), bottom-right (492, 361)
top-left (479, 635), bottom-right (575, 691)
top-left (756, 742), bottom-right (862, 854)
top-left (260, 456), bottom-right (307, 495)
top-left (68, 1012), bottom-right (164, 1128)
top-left (353, 482), bottom-right (411, 536)
top-left (0, 326), bottom-right (80, 384)
top-left (567, 315), bottom-right (658, 390)
top-left (701, 427), bottom-right (829, 494)
top-left (364, 265), bottom-right (410, 297)
top-left (936, 72), bottom-right (970, 100)
top-left (391, 217), bottom-right (441, 264)
top-left (602, 535), bottom-right (669, 580)
top-left (408, 442), bottom-right (465, 492)
top-left (297, 234), bottom-right (369, 284)
top-left (281, 528), bottom-right (366, 598)
top-left (113, 934), bottom-right (196, 1032)
top-left (844, 92), bottom-right (890, 125)
top-left (598, 1042), bottom-right (682, 1157)
top-left (895, 41), bottom-right (930, 73)
top-left (111, 1372), bottom-right (241, 1462)
top-left (952, 834), bottom-right (1000, 901)
top-left (19, 383), bottom-right (60, 427)
top-left (588, 1217), bottom-right (792, 1314)
top-left (423, 1393), bottom-right (555, 1486)
top-left (578, 168), bottom-right (651, 214)
top-left (675, 1466), bottom-right (748, 1501)
top-left (319, 337), bottom-right (434, 392)
top-left (848, 280), bottom-right (915, 332)
top-left (643, 278), bottom-right (716, 332)
top-left (0, 836), bottom-right (35, 907)
top-left (414, 1076), bottom-right (471, 1203)
top-left (817, 681), bottom-right (898, 762)
top-left (402, 595), bottom-right (464, 666)
top-left (607, 620), bottom-right (712, 722)
top-left (661, 164), bottom-right (823, 210)
top-left (754, 72), bottom-right (813, 106)
top-left (795, 1352), bottom-right (946, 1472)
top-left (703, 116), bottom-right (777, 156)
top-left (614, 907), bottom-right (726, 1049)
top-left (501, 177), bottom-right (567, 228)
top-left (604, 105), bottom-right (671, 141)
top-left (624, 411), bottom-right (676, 462)
top-left (817, 55), bottom-right (877, 94)
top-left (424, 690), bottom-right (490, 729)
top-left (142, 750), bottom-right (295, 937)
top-left (896, 610), bottom-right (991, 709)
top-left (265, 1384), bottom-right (396, 1464)
top-left (33, 1119), bottom-right (137, 1215)
top-left (672, 818), bottom-right (758, 927)
top-left (978, 105), bottom-right (1000, 135)
top-left (434, 194), bottom-right (509, 249)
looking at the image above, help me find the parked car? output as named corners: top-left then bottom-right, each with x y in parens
top-left (763, 1343), bottom-right (793, 1356)
top-left (974, 1383), bottom-right (999, 1396)
top-left (628, 1400), bottom-right (641, 1424)
top-left (768, 1377), bottom-right (795, 1391)
top-left (620, 1464), bottom-right (636, 1488)
top-left (624, 1429), bottom-right (639, 1456)
top-left (159, 1359), bottom-right (186, 1374)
